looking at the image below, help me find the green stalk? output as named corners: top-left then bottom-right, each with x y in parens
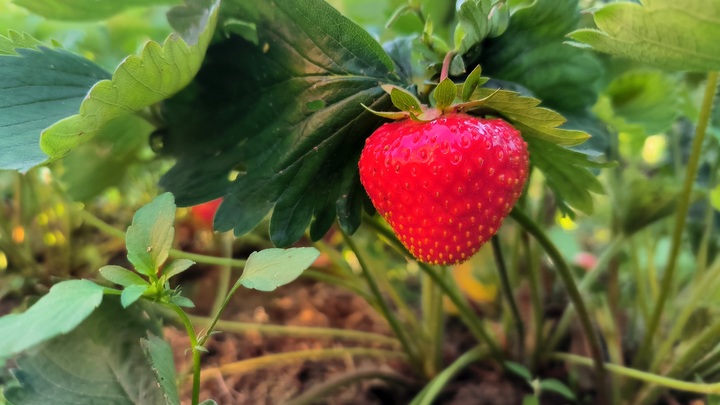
top-left (410, 346), bottom-right (488, 405)
top-left (635, 71), bottom-right (719, 369)
top-left (210, 232), bottom-right (233, 318)
top-left (522, 232), bottom-right (544, 371)
top-left (341, 231), bottom-right (422, 370)
top-left (188, 315), bottom-right (400, 347)
top-left (201, 347), bottom-right (408, 379)
top-left (492, 237), bottom-right (524, 359)
top-left (165, 303), bottom-right (202, 405)
top-left (553, 353), bottom-right (720, 395)
top-left (510, 209), bottom-right (606, 390)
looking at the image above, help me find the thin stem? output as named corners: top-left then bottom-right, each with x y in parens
top-left (165, 303), bottom-right (202, 405)
top-left (410, 346), bottom-right (487, 405)
top-left (510, 209), bottom-right (606, 390)
top-left (341, 230), bottom-right (421, 369)
top-left (492, 236), bottom-right (524, 359)
top-left (522, 232), bottom-right (544, 371)
top-left (210, 232), bottom-right (233, 317)
top-left (553, 353), bottom-right (720, 395)
top-left (78, 209), bottom-right (248, 268)
top-left (636, 71), bottom-right (719, 369)
top-left (187, 315), bottom-right (401, 347)
top-left (201, 348), bottom-right (408, 380)
top-left (286, 370), bottom-right (415, 405)
top-left (440, 51), bottom-right (455, 82)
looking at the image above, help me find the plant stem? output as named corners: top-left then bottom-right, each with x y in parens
top-left (286, 370), bottom-right (415, 405)
top-left (509, 209), bottom-right (606, 390)
top-left (553, 353), bottom-right (720, 395)
top-left (440, 51), bottom-right (455, 81)
top-left (210, 232), bottom-right (233, 317)
top-left (522, 232), bottom-right (544, 371)
top-left (410, 346), bottom-right (488, 405)
top-left (188, 315), bottom-right (401, 347)
top-left (492, 236), bottom-right (524, 359)
top-left (201, 348), bottom-right (408, 380)
top-left (341, 230), bottom-right (421, 370)
top-left (635, 71), bottom-right (719, 369)
top-left (165, 303), bottom-right (202, 405)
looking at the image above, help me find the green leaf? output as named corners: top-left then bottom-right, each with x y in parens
top-left (598, 69), bottom-right (681, 136)
top-left (527, 137), bottom-right (608, 216)
top-left (100, 265), bottom-right (149, 287)
top-left (159, 0), bottom-right (403, 246)
top-left (141, 334), bottom-right (180, 405)
top-left (0, 32), bottom-right (110, 171)
top-left (383, 85), bottom-right (423, 114)
top-left (568, 0), bottom-right (720, 72)
top-left (60, 115), bottom-right (154, 202)
top-left (462, 65), bottom-right (483, 102)
top-left (522, 395), bottom-right (540, 405)
top-left (504, 361), bottom-right (532, 382)
top-left (39, 0), bottom-right (221, 160)
top-left (168, 295), bottom-right (195, 308)
top-left (223, 19), bottom-right (258, 45)
top-left (121, 284), bottom-right (149, 308)
top-left (238, 248), bottom-right (320, 292)
top-left (0, 280), bottom-right (104, 358)
top-left (12, 0), bottom-right (181, 21)
top-left (4, 300), bottom-right (164, 405)
top-left (475, 0), bottom-right (602, 113)
top-left (539, 378), bottom-right (576, 401)
top-left (126, 192), bottom-right (176, 277)
top-left (434, 78), bottom-right (458, 109)
top-left (456, 0), bottom-right (504, 53)
top-left (613, 170), bottom-right (682, 236)
top-left (162, 259), bottom-right (195, 279)
top-left (470, 88), bottom-right (590, 146)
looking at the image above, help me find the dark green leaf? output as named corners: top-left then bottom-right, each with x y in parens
top-left (569, 0), bottom-right (720, 72)
top-left (39, 0), bottom-right (221, 160)
top-left (239, 248), bottom-right (320, 291)
top-left (160, 0), bottom-right (403, 246)
top-left (60, 115), bottom-right (153, 202)
top-left (162, 259), bottom-right (195, 279)
top-left (522, 396), bottom-right (540, 405)
top-left (434, 78), bottom-right (457, 109)
top-left (121, 284), bottom-right (149, 308)
top-left (141, 334), bottom-right (180, 405)
top-left (539, 379), bottom-right (576, 400)
top-left (455, 0), bottom-right (494, 53)
top-left (168, 295), bottom-right (195, 308)
top-left (12, 0), bottom-right (181, 21)
top-left (222, 19), bottom-right (258, 45)
top-left (475, 0), bottom-right (602, 113)
top-left (527, 137), bottom-right (609, 216)
top-left (0, 280), bottom-right (104, 358)
top-left (126, 192), bottom-right (176, 277)
top-left (0, 33), bottom-right (110, 171)
top-left (100, 265), bottom-right (149, 287)
top-left (4, 300), bottom-right (164, 405)
top-left (504, 361), bottom-right (532, 382)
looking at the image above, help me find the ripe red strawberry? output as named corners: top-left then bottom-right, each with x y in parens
top-left (190, 198), bottom-right (223, 228)
top-left (359, 113), bottom-right (528, 265)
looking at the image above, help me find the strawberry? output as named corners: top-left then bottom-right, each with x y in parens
top-left (190, 198), bottom-right (223, 228)
top-left (359, 113), bottom-right (528, 265)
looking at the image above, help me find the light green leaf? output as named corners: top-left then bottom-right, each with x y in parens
top-left (4, 300), bottom-right (164, 405)
top-left (539, 378), bottom-right (576, 400)
top-left (0, 280), bottom-right (104, 358)
top-left (168, 295), bottom-right (195, 308)
top-left (568, 0), bottom-right (720, 72)
top-left (527, 137), bottom-right (608, 216)
top-left (100, 265), bottom-right (149, 287)
top-left (598, 69), bottom-right (681, 136)
top-left (504, 361), bottom-right (532, 382)
top-left (383, 85), bottom-right (422, 114)
top-left (126, 192), bottom-right (176, 277)
top-left (39, 0), bottom-right (221, 159)
top-left (238, 248), bottom-right (320, 292)
top-left (456, 0), bottom-right (503, 53)
top-left (462, 65), bottom-right (483, 102)
top-left (223, 19), bottom-right (258, 45)
top-left (470, 88), bottom-right (590, 146)
top-left (434, 78), bottom-right (458, 109)
top-left (12, 0), bottom-right (181, 21)
top-left (162, 259), bottom-right (195, 279)
top-left (141, 334), bottom-right (180, 405)
top-left (60, 115), bottom-right (154, 202)
top-left (0, 32), bottom-right (110, 171)
top-left (121, 284), bottom-right (149, 308)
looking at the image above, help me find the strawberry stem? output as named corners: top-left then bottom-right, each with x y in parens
top-left (440, 51), bottom-right (455, 82)
top-left (491, 236), bottom-right (524, 360)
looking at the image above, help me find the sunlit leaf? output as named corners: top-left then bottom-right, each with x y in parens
top-left (100, 265), bottom-right (149, 287)
top-left (238, 248), bottom-right (320, 291)
top-left (569, 0), bottom-right (720, 72)
top-left (126, 192), bottom-right (176, 277)
top-left (12, 0), bottom-right (181, 22)
top-left (39, 0), bottom-right (221, 160)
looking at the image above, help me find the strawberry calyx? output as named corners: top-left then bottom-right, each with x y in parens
top-left (363, 65), bottom-right (496, 122)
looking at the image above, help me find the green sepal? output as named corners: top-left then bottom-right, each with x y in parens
top-left (382, 85), bottom-right (423, 114)
top-left (361, 103), bottom-right (410, 120)
top-left (462, 65), bottom-right (484, 102)
top-left (434, 78), bottom-right (458, 110)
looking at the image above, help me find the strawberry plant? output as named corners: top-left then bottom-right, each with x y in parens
top-left (1, 0), bottom-right (720, 404)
